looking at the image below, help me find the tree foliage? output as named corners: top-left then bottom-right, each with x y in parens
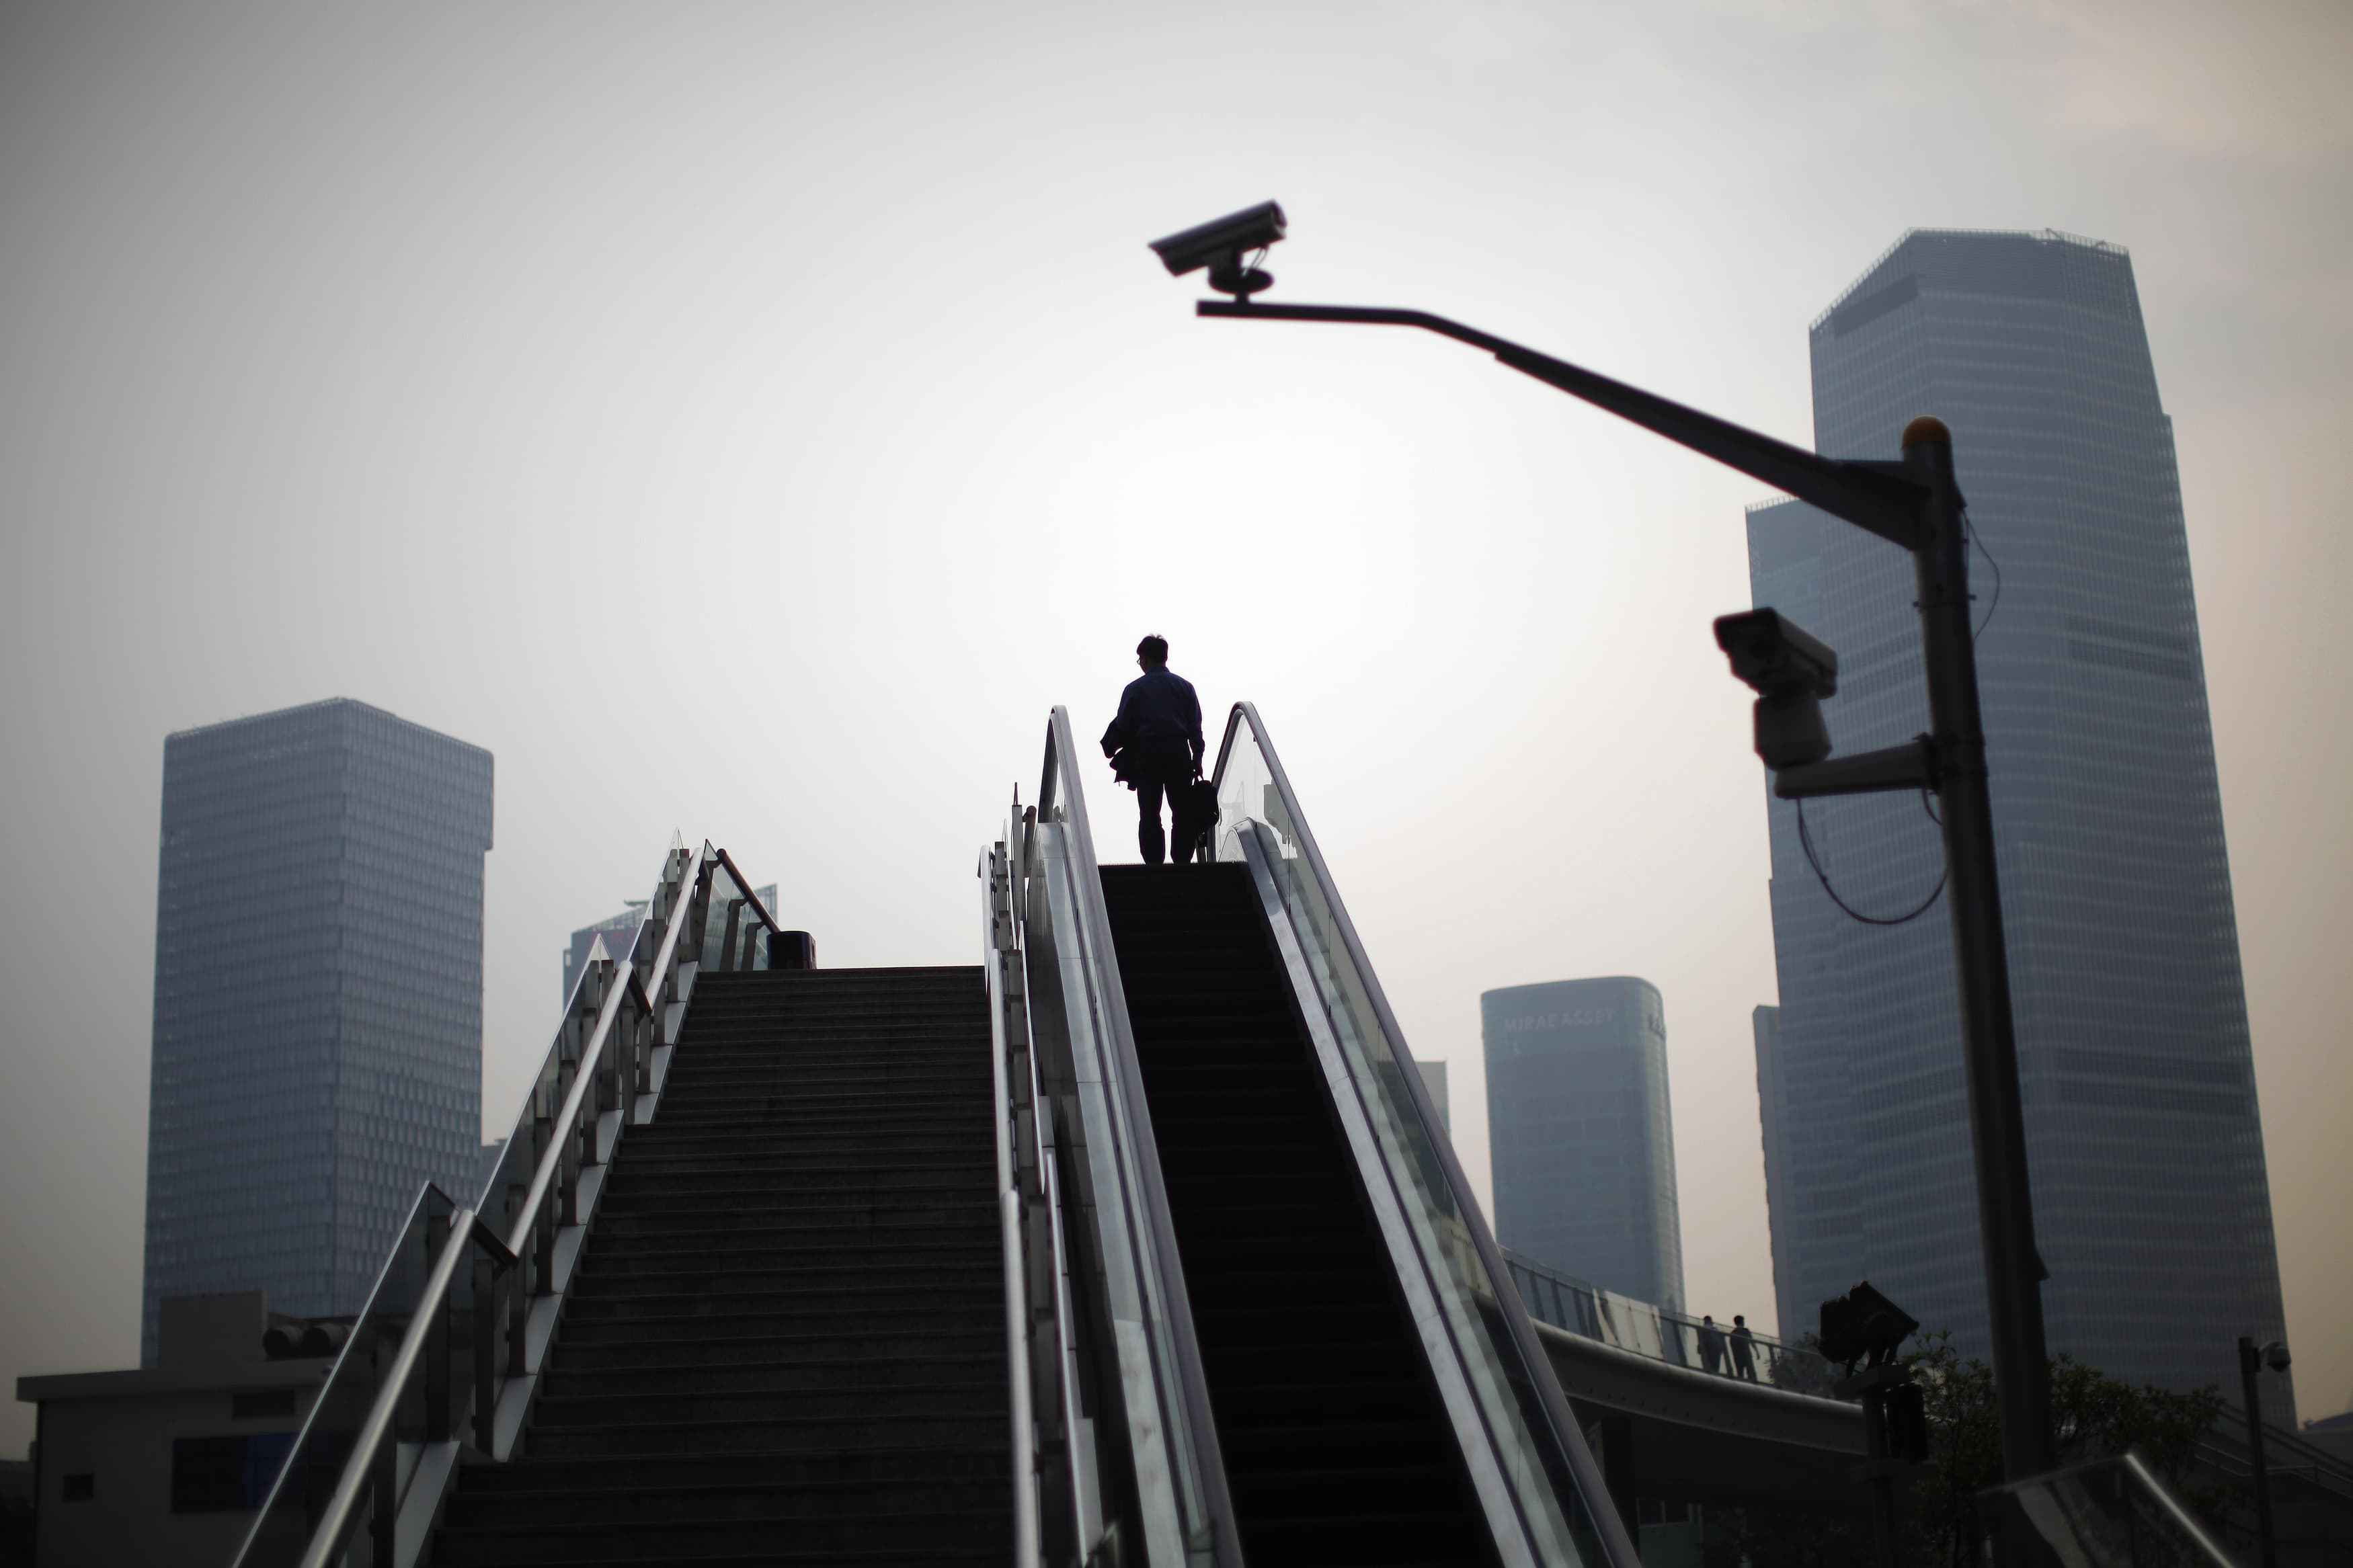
top-left (1903, 1331), bottom-right (2229, 1562)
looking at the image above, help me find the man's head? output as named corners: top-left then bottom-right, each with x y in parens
top-left (1734, 1315), bottom-right (1747, 1327)
top-left (1136, 634), bottom-right (1168, 670)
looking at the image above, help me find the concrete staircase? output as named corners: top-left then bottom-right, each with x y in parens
top-left (429, 966), bottom-right (1010, 1565)
top-left (1101, 864), bottom-right (1497, 1568)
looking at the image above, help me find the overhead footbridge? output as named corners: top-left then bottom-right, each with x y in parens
top-left (229, 705), bottom-right (1861, 1568)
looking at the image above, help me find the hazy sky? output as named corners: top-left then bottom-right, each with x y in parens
top-left (4, 0), bottom-right (2348, 1456)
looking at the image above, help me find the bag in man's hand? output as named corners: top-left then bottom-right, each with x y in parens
top-left (1183, 775), bottom-right (1222, 861)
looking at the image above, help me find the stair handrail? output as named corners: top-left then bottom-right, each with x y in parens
top-left (288, 1192), bottom-right (490, 1568)
top-left (1208, 701), bottom-right (1642, 1568)
top-left (1025, 707), bottom-right (1244, 1568)
top-left (232, 837), bottom-right (776, 1568)
top-left (985, 829), bottom-right (1049, 1568)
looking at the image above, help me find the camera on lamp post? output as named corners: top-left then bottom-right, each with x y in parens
top-left (1714, 608), bottom-right (1838, 769)
top-left (1148, 202), bottom-right (1287, 298)
top-left (1714, 608), bottom-right (1936, 800)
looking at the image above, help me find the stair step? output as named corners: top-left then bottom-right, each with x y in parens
top-left (456, 1444), bottom-right (1010, 1494)
top-left (573, 1256), bottom-right (1002, 1290)
top-left (431, 964), bottom-right (1011, 1565)
top-left (524, 1409), bottom-right (1005, 1458)
top-left (430, 1511), bottom-right (1009, 1565)
top-left (528, 1382), bottom-right (1007, 1427)
top-left (550, 1330), bottom-right (1006, 1373)
top-left (589, 1205), bottom-right (994, 1237)
top-left (543, 1354), bottom-right (1004, 1397)
top-left (556, 1304), bottom-right (1000, 1344)
top-left (442, 1475), bottom-right (1010, 1528)
top-left (594, 1166), bottom-right (994, 1198)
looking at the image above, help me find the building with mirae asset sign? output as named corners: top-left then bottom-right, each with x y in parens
top-left (1481, 976), bottom-right (1684, 1311)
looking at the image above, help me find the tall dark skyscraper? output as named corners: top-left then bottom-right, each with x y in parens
top-left (1748, 229), bottom-right (2290, 1414)
top-left (143, 698), bottom-right (493, 1364)
top-left (1483, 977), bottom-right (1684, 1309)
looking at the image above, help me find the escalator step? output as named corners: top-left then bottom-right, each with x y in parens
top-left (1100, 863), bottom-right (1502, 1568)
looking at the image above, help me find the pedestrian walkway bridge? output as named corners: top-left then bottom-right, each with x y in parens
top-left (229, 702), bottom-right (1875, 1568)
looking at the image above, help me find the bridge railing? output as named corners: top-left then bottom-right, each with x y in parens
top-left (231, 838), bottom-right (779, 1568)
top-left (1502, 1249), bottom-right (1845, 1396)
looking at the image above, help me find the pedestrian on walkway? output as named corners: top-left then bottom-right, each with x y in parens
top-left (1698, 1315), bottom-right (1727, 1376)
top-left (1729, 1315), bottom-right (1759, 1381)
top-left (1101, 634), bottom-right (1206, 866)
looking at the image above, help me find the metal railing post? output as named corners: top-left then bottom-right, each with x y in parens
top-left (425, 1210), bottom-right (452, 1442)
top-left (531, 1110), bottom-right (555, 1291)
top-left (473, 1251), bottom-right (497, 1453)
top-left (368, 1357), bottom-right (396, 1564)
top-left (556, 1057), bottom-right (581, 1228)
top-left (506, 1183), bottom-right (529, 1376)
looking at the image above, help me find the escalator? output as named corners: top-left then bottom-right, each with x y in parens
top-left (1000, 702), bottom-right (1637, 1568)
top-left (1101, 863), bottom-right (1497, 1567)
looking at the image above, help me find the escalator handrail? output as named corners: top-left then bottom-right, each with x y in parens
top-left (982, 845), bottom-right (1043, 1568)
top-left (1039, 706), bottom-right (1245, 1568)
top-left (1209, 700), bottom-right (1643, 1568)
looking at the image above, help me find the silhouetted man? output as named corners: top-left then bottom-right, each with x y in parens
top-left (1729, 1315), bottom-right (1759, 1381)
top-left (1698, 1315), bottom-right (1726, 1376)
top-left (1101, 634), bottom-right (1205, 866)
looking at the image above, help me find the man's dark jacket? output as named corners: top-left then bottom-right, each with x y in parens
top-left (1101, 667), bottom-right (1204, 785)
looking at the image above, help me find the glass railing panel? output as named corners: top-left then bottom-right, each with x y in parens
top-left (1989, 1454), bottom-right (2236, 1568)
top-left (1212, 702), bottom-right (1630, 1568)
top-left (1237, 812), bottom-right (1595, 1561)
top-left (699, 858), bottom-right (750, 972)
top-left (236, 1185), bottom-right (454, 1568)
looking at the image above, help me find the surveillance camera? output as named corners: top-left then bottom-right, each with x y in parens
top-left (1714, 608), bottom-right (1839, 700)
top-left (1148, 201), bottom-right (1287, 297)
top-left (2264, 1341), bottom-right (2292, 1374)
top-left (1715, 608), bottom-right (1841, 770)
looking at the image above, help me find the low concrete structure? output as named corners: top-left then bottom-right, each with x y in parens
top-left (15, 1293), bottom-right (331, 1568)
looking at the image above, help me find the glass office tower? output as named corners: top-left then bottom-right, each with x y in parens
top-left (1748, 229), bottom-right (2290, 1414)
top-left (1482, 977), bottom-right (1684, 1309)
top-left (143, 699), bottom-right (493, 1364)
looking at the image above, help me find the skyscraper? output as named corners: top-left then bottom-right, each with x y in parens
top-left (1482, 977), bottom-right (1683, 1309)
top-left (1749, 229), bottom-right (2290, 1414)
top-left (143, 698), bottom-right (493, 1364)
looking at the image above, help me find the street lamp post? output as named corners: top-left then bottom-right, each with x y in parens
top-left (2239, 1336), bottom-right (2291, 1568)
top-left (1152, 204), bottom-right (2059, 1504)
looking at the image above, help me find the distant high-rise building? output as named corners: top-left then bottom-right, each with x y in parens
top-left (1748, 229), bottom-right (2290, 1413)
top-left (1482, 977), bottom-right (1683, 1309)
top-left (560, 883), bottom-right (774, 1005)
top-left (143, 698), bottom-right (493, 1365)
top-left (561, 901), bottom-right (649, 1005)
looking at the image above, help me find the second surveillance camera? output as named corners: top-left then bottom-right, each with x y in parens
top-left (1715, 608), bottom-right (1841, 770)
top-left (1148, 201), bottom-right (1287, 297)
